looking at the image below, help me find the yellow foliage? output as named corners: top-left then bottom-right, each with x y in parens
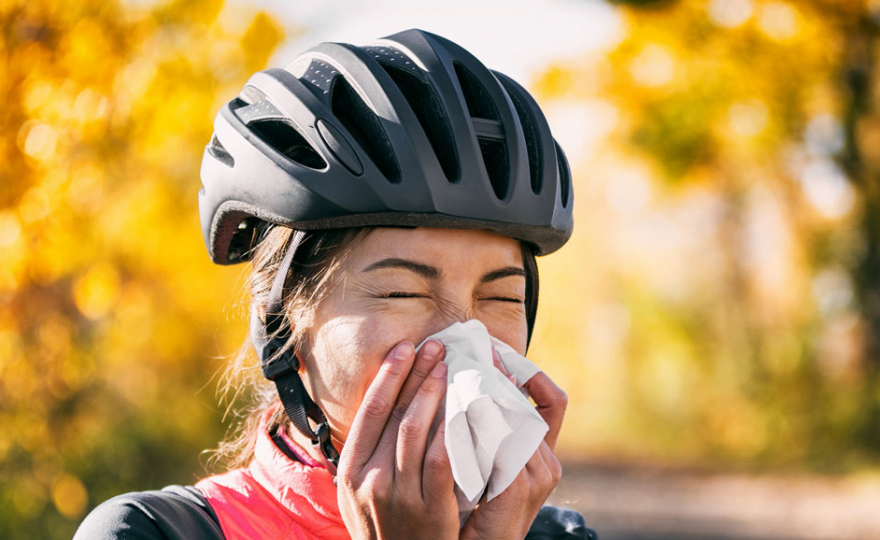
top-left (241, 11), bottom-right (285, 73)
top-left (51, 474), bottom-right (88, 519)
top-left (73, 263), bottom-right (121, 319)
top-left (534, 0), bottom-right (880, 467)
top-left (0, 211), bottom-right (22, 248)
top-left (1, 1), bottom-right (284, 538)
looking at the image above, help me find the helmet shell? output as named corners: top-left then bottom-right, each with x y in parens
top-left (199, 28), bottom-right (574, 263)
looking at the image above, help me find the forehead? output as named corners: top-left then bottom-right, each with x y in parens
top-left (345, 227), bottom-right (523, 271)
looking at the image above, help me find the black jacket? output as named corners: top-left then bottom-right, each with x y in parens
top-left (74, 485), bottom-right (597, 539)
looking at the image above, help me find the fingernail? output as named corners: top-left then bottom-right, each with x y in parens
top-left (431, 362), bottom-right (447, 378)
top-left (421, 340), bottom-right (442, 360)
top-left (394, 341), bottom-right (414, 361)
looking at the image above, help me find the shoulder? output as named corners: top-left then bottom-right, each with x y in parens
top-left (526, 506), bottom-right (598, 540)
top-left (73, 485), bottom-right (225, 540)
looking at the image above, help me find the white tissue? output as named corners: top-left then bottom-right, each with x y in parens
top-left (416, 320), bottom-right (548, 526)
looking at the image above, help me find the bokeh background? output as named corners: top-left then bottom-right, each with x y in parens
top-left (3, 0), bottom-right (880, 538)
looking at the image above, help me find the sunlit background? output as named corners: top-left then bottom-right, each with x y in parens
top-left (3, 0), bottom-right (880, 538)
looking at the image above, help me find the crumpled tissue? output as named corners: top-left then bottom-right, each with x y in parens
top-left (416, 320), bottom-right (548, 526)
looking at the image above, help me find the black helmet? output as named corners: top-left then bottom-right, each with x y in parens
top-left (199, 28), bottom-right (573, 265)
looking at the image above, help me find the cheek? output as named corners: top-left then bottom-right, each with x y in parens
top-left (482, 318), bottom-right (528, 355)
top-left (475, 305), bottom-right (529, 355)
top-left (308, 316), bottom-right (381, 399)
top-left (303, 314), bottom-right (411, 437)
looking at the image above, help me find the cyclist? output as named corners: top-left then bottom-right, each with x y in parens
top-left (75, 28), bottom-right (593, 540)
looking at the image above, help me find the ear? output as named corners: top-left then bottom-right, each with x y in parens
top-left (292, 332), bottom-right (311, 376)
top-left (295, 348), bottom-right (307, 375)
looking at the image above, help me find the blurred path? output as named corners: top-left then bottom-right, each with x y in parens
top-left (550, 463), bottom-right (880, 540)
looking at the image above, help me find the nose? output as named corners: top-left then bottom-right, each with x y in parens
top-left (422, 294), bottom-right (476, 337)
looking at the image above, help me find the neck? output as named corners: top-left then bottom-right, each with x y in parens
top-left (284, 420), bottom-right (342, 473)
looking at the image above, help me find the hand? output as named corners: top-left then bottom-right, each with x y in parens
top-left (460, 350), bottom-right (568, 540)
top-left (336, 340), bottom-right (459, 540)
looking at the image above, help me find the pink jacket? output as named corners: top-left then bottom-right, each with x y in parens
top-left (197, 406), bottom-right (349, 540)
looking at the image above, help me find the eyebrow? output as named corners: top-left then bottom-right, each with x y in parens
top-left (480, 266), bottom-right (525, 283)
top-left (362, 258), bottom-right (440, 279)
top-left (362, 258), bottom-right (524, 284)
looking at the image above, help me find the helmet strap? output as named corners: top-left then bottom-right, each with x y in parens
top-left (250, 230), bottom-right (340, 472)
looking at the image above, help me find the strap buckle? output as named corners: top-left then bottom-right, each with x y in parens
top-left (313, 422), bottom-right (340, 467)
top-left (260, 336), bottom-right (298, 381)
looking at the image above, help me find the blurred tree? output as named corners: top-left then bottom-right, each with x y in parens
top-left (818, 0), bottom-right (880, 456)
top-left (0, 1), bottom-right (284, 538)
top-left (533, 0), bottom-right (880, 469)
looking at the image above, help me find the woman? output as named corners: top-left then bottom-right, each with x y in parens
top-left (75, 28), bottom-right (592, 539)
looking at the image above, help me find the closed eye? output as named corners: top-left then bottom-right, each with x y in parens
top-left (483, 297), bottom-right (524, 303)
top-left (381, 292), bottom-right (429, 299)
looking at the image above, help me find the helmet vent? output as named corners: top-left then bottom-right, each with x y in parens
top-left (479, 137), bottom-right (509, 200)
top-left (381, 63), bottom-right (459, 182)
top-left (249, 119), bottom-right (327, 169)
top-left (497, 77), bottom-right (542, 195)
top-left (331, 76), bottom-right (401, 183)
top-left (555, 141), bottom-right (570, 209)
top-left (208, 135), bottom-right (234, 168)
top-left (453, 62), bottom-right (499, 121)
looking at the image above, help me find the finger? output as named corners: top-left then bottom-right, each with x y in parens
top-left (372, 340), bottom-right (445, 459)
top-left (340, 341), bottom-right (415, 473)
top-left (396, 361), bottom-right (447, 487)
top-left (421, 400), bottom-right (453, 500)
top-left (539, 441), bottom-right (563, 487)
top-left (391, 341), bottom-right (446, 427)
top-left (520, 372), bottom-right (567, 451)
top-left (523, 442), bottom-right (561, 490)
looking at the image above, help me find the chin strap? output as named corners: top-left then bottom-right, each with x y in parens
top-left (250, 230), bottom-right (340, 471)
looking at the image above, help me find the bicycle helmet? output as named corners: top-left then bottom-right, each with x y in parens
top-left (198, 28), bottom-right (574, 470)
